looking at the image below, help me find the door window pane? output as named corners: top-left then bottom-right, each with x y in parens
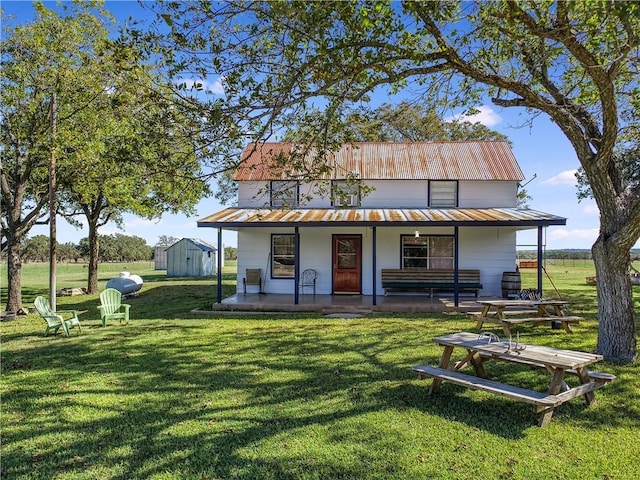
top-left (337, 239), bottom-right (358, 268)
top-left (338, 254), bottom-right (356, 269)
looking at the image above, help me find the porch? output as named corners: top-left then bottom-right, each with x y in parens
top-left (198, 207), bottom-right (566, 308)
top-left (195, 292), bottom-right (486, 315)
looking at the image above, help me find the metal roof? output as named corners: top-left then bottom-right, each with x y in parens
top-left (168, 238), bottom-right (217, 252)
top-left (198, 207), bottom-right (566, 229)
top-left (234, 141), bottom-right (525, 182)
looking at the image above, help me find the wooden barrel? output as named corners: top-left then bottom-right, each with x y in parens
top-left (501, 271), bottom-right (521, 298)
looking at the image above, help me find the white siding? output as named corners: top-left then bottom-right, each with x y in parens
top-left (238, 181), bottom-right (269, 207)
top-left (362, 180), bottom-right (426, 207)
top-left (154, 246), bottom-right (167, 270)
top-left (166, 239), bottom-right (216, 277)
top-left (372, 226), bottom-right (515, 297)
top-left (459, 180), bottom-right (518, 208)
top-left (238, 179), bottom-right (519, 209)
top-left (458, 227), bottom-right (518, 296)
top-left (237, 225), bottom-right (520, 296)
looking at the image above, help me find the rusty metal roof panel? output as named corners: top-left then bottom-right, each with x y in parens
top-left (198, 207), bottom-right (565, 228)
top-left (233, 142), bottom-right (525, 181)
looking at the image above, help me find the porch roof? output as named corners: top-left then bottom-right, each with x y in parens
top-left (197, 207), bottom-right (566, 229)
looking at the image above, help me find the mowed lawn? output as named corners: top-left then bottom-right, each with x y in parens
top-left (1, 261), bottom-right (640, 479)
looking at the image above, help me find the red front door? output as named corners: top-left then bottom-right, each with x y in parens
top-left (332, 235), bottom-right (362, 294)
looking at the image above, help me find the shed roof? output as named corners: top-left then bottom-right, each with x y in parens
top-left (167, 238), bottom-right (217, 253)
top-left (198, 207), bottom-right (565, 229)
top-left (234, 141), bottom-right (525, 182)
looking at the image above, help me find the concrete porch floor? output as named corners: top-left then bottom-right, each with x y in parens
top-left (195, 292), bottom-right (488, 315)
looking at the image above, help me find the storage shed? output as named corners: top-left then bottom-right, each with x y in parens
top-left (154, 245), bottom-right (168, 270)
top-left (166, 238), bottom-right (221, 277)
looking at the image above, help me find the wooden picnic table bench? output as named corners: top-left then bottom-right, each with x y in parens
top-left (381, 268), bottom-right (482, 297)
top-left (413, 365), bottom-right (561, 410)
top-left (471, 299), bottom-right (581, 336)
top-left (413, 332), bottom-right (616, 426)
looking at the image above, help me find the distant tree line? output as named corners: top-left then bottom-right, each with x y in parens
top-left (519, 250), bottom-right (593, 260)
top-left (11, 234), bottom-right (239, 264)
top-left (225, 246), bottom-right (237, 261)
top-left (16, 234), bottom-right (153, 263)
top-left (519, 249), bottom-right (640, 261)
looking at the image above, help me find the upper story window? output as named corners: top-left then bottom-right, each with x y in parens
top-left (270, 180), bottom-right (299, 207)
top-left (331, 180), bottom-right (361, 207)
top-left (429, 180), bottom-right (458, 207)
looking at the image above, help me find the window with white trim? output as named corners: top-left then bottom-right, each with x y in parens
top-left (401, 235), bottom-right (454, 269)
top-left (331, 180), bottom-right (361, 207)
top-left (271, 234), bottom-right (295, 278)
top-left (429, 180), bottom-right (458, 207)
top-left (270, 180), bottom-right (299, 207)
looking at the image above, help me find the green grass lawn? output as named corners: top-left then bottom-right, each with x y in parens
top-left (1, 261), bottom-right (639, 479)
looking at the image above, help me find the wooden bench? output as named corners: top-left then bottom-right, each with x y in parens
top-left (468, 310), bottom-right (539, 318)
top-left (484, 356), bottom-right (617, 386)
top-left (381, 268), bottom-right (482, 297)
top-left (471, 354), bottom-right (617, 403)
top-left (581, 371), bottom-right (616, 385)
top-left (474, 315), bottom-right (582, 335)
top-left (412, 365), bottom-right (560, 424)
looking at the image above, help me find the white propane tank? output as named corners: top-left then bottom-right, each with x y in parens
top-left (106, 272), bottom-right (143, 295)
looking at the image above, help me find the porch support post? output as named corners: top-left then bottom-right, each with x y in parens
top-left (216, 227), bottom-right (223, 304)
top-left (294, 226), bottom-right (300, 305)
top-left (454, 226), bottom-right (460, 307)
top-left (537, 226), bottom-right (544, 295)
top-left (372, 226), bottom-right (377, 306)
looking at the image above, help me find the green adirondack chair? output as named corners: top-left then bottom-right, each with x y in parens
top-left (97, 288), bottom-right (131, 327)
top-left (34, 296), bottom-right (82, 337)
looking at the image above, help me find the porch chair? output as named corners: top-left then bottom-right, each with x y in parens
top-left (34, 296), bottom-right (82, 337)
top-left (98, 288), bottom-right (131, 327)
top-left (243, 268), bottom-right (262, 294)
top-left (300, 268), bottom-right (318, 295)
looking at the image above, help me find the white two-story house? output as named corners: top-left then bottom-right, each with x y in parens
top-left (198, 141), bottom-right (566, 306)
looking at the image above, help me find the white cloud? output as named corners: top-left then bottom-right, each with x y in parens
top-left (178, 77), bottom-right (225, 95)
top-left (541, 170), bottom-right (578, 186)
top-left (547, 227), bottom-right (599, 242)
top-left (99, 226), bottom-right (122, 237)
top-left (448, 105), bottom-right (502, 127)
top-left (125, 217), bottom-right (161, 229)
top-left (582, 202), bottom-right (599, 216)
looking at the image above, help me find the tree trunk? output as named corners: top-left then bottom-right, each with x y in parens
top-left (87, 220), bottom-right (100, 294)
top-left (592, 237), bottom-right (637, 363)
top-left (5, 233), bottom-right (23, 312)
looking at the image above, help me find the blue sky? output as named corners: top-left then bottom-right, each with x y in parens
top-left (4, 1), bottom-right (616, 250)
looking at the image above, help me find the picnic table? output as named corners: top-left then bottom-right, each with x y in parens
top-left (413, 332), bottom-right (616, 426)
top-left (470, 299), bottom-right (581, 335)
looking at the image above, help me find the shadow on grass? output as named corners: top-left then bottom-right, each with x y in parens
top-left (43, 282), bottom-right (238, 322)
top-left (3, 311), bottom-right (638, 479)
top-left (3, 321), bottom-right (432, 478)
top-left (383, 382), bottom-right (537, 437)
top-left (395, 360), bottom-right (640, 436)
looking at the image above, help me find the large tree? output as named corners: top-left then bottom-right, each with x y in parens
top-left (151, 0), bottom-right (639, 362)
top-left (338, 102), bottom-right (508, 143)
top-left (1, 2), bottom-right (108, 312)
top-left (1, 2), bottom-right (211, 308)
top-left (57, 49), bottom-right (210, 293)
